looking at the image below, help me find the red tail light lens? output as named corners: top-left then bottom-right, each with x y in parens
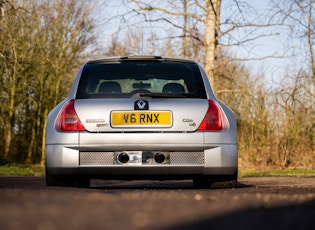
top-left (198, 100), bottom-right (224, 131)
top-left (58, 100), bottom-right (85, 131)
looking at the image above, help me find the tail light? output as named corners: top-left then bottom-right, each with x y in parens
top-left (198, 100), bottom-right (225, 131)
top-left (58, 100), bottom-right (85, 131)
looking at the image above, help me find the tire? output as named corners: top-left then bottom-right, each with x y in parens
top-left (192, 176), bottom-right (210, 189)
top-left (76, 177), bottom-right (90, 188)
top-left (46, 169), bottom-right (90, 188)
top-left (193, 171), bottom-right (238, 189)
top-left (46, 174), bottom-right (76, 187)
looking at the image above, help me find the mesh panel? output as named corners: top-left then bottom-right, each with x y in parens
top-left (79, 151), bottom-right (204, 166)
top-left (170, 151), bottom-right (204, 165)
top-left (80, 152), bottom-right (114, 166)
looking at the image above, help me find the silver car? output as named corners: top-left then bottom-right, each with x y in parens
top-left (45, 56), bottom-right (238, 188)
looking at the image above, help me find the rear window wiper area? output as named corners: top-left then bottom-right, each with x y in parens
top-left (131, 92), bottom-right (186, 98)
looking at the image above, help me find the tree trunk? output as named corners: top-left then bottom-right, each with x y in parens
top-left (4, 42), bottom-right (18, 159)
top-left (182, 0), bottom-right (188, 58)
top-left (307, 0), bottom-right (315, 80)
top-left (204, 0), bottom-right (221, 89)
top-left (3, 123), bottom-right (12, 159)
top-left (26, 124), bottom-right (36, 164)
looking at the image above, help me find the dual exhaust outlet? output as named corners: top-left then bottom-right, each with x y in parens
top-left (117, 152), bottom-right (166, 164)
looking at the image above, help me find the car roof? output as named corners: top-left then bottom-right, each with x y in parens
top-left (86, 56), bottom-right (197, 64)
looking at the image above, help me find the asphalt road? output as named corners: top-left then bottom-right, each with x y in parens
top-left (0, 176), bottom-right (315, 230)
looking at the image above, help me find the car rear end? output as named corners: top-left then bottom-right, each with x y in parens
top-left (45, 56), bottom-right (238, 188)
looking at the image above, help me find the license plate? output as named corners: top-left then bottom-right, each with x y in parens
top-left (111, 111), bottom-right (172, 127)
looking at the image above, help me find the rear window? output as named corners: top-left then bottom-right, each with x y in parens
top-left (76, 61), bottom-right (207, 99)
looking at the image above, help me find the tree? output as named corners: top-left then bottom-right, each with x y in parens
top-left (0, 0), bottom-right (97, 164)
top-left (269, 0), bottom-right (315, 168)
top-left (280, 0), bottom-right (315, 82)
top-left (28, 0), bottom-right (96, 165)
top-left (129, 0), bottom-right (220, 86)
top-left (125, 0), bottom-right (284, 90)
top-left (0, 1), bottom-right (27, 160)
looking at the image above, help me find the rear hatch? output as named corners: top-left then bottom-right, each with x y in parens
top-left (73, 57), bottom-right (210, 133)
top-left (74, 98), bottom-right (209, 133)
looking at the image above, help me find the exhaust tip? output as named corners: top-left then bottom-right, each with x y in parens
top-left (118, 153), bottom-right (129, 164)
top-left (154, 153), bottom-right (166, 164)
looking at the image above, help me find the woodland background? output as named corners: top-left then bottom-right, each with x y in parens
top-left (0, 0), bottom-right (314, 170)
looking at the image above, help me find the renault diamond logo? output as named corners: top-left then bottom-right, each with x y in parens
top-left (137, 100), bottom-right (146, 109)
top-left (135, 100), bottom-right (149, 110)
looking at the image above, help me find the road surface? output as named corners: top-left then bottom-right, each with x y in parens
top-left (0, 176), bottom-right (315, 230)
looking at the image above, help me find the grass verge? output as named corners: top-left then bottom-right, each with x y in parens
top-left (240, 169), bottom-right (315, 177)
top-left (0, 164), bottom-right (314, 177)
top-left (0, 164), bottom-right (45, 176)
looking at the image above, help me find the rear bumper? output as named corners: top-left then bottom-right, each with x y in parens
top-left (46, 144), bottom-right (238, 178)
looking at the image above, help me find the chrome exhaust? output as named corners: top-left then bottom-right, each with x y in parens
top-left (154, 153), bottom-right (166, 163)
top-left (117, 153), bottom-right (130, 164)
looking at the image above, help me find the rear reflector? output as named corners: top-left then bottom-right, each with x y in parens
top-left (197, 100), bottom-right (224, 131)
top-left (58, 100), bottom-right (85, 131)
